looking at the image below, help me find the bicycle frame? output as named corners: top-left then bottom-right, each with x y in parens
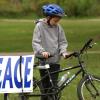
top-left (24, 39), bottom-right (96, 98)
top-left (27, 61), bottom-right (87, 97)
top-left (3, 39), bottom-right (98, 100)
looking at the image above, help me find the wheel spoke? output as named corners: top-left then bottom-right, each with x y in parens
top-left (78, 75), bottom-right (100, 100)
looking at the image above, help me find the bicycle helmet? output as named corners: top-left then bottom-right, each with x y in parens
top-left (42, 4), bottom-right (66, 17)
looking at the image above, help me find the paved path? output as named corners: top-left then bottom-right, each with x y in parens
top-left (1, 18), bottom-right (100, 23)
top-left (87, 51), bottom-right (100, 54)
top-left (0, 51), bottom-right (99, 56)
top-left (0, 19), bottom-right (34, 22)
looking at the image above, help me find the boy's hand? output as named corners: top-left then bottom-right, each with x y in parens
top-left (62, 52), bottom-right (71, 58)
top-left (41, 52), bottom-right (50, 59)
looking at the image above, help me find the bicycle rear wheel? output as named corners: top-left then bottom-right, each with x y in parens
top-left (46, 87), bottom-right (61, 100)
top-left (77, 75), bottom-right (100, 100)
top-left (25, 77), bottom-right (60, 100)
top-left (24, 77), bottom-right (42, 100)
top-left (5, 93), bottom-right (22, 100)
top-left (5, 77), bottom-right (41, 100)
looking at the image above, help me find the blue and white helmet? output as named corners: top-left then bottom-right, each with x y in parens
top-left (42, 4), bottom-right (66, 17)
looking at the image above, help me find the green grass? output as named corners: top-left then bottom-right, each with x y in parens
top-left (0, 19), bottom-right (100, 52)
top-left (0, 18), bottom-right (100, 100)
top-left (60, 19), bottom-right (100, 51)
top-left (0, 20), bottom-right (34, 52)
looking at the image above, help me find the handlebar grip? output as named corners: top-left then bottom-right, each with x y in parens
top-left (35, 54), bottom-right (53, 59)
top-left (80, 39), bottom-right (93, 54)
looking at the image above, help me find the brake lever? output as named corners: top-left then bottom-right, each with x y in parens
top-left (89, 42), bottom-right (97, 48)
top-left (80, 39), bottom-right (93, 54)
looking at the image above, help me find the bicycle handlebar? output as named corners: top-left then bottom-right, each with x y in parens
top-left (65, 39), bottom-right (94, 59)
top-left (65, 52), bottom-right (78, 59)
top-left (34, 54), bottom-right (53, 67)
top-left (35, 54), bottom-right (53, 60)
top-left (35, 39), bottom-right (94, 60)
top-left (80, 39), bottom-right (93, 54)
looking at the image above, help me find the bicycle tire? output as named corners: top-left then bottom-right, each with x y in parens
top-left (25, 77), bottom-right (60, 100)
top-left (46, 87), bottom-right (61, 100)
top-left (23, 77), bottom-right (42, 100)
top-left (6, 93), bottom-right (23, 100)
top-left (77, 75), bottom-right (100, 100)
top-left (32, 77), bottom-right (60, 100)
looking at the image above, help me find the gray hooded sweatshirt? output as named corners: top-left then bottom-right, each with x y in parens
top-left (32, 18), bottom-right (68, 64)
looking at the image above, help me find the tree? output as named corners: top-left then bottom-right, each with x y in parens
top-left (10, 0), bottom-right (22, 4)
top-left (56, 0), bottom-right (61, 5)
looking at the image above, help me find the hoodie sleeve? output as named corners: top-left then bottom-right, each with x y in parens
top-left (32, 24), bottom-right (45, 54)
top-left (58, 25), bottom-right (68, 54)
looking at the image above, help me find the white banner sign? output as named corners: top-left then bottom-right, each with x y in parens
top-left (0, 55), bottom-right (34, 93)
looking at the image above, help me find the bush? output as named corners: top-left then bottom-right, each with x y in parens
top-left (86, 0), bottom-right (100, 16)
top-left (0, 0), bottom-right (100, 18)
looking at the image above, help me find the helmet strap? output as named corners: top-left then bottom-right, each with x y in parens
top-left (46, 16), bottom-right (62, 26)
top-left (47, 16), bottom-right (52, 26)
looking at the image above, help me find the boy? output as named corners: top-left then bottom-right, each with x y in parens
top-left (32, 4), bottom-right (69, 100)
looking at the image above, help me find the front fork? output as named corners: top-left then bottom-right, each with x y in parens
top-left (85, 75), bottom-right (99, 98)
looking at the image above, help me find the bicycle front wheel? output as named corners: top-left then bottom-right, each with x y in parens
top-left (77, 75), bottom-right (100, 100)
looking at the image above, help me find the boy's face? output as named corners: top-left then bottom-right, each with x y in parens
top-left (50, 17), bottom-right (61, 26)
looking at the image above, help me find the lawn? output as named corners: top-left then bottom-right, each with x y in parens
top-left (0, 18), bottom-right (100, 52)
top-left (0, 18), bottom-right (100, 100)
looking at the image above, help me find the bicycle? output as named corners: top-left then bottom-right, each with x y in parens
top-left (6, 39), bottom-right (100, 100)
